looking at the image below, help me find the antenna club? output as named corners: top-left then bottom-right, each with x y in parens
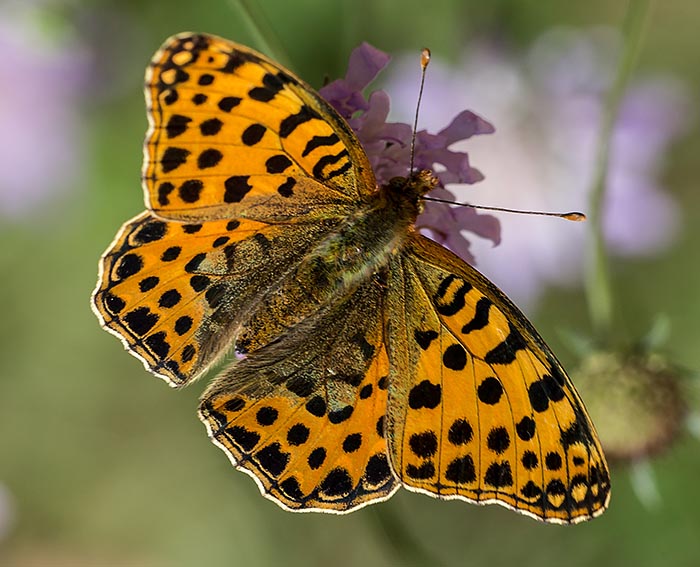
top-left (563, 212), bottom-right (587, 222)
top-left (421, 48), bottom-right (431, 68)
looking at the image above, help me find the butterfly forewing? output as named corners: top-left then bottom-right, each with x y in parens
top-left (385, 235), bottom-right (610, 523)
top-left (144, 33), bottom-right (376, 222)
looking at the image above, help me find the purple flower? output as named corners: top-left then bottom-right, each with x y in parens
top-left (384, 28), bottom-right (691, 308)
top-left (0, 5), bottom-right (90, 218)
top-left (417, 186), bottom-right (502, 263)
top-left (320, 43), bottom-right (499, 262)
top-left (319, 42), bottom-right (390, 118)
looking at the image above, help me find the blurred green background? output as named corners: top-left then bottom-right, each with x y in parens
top-left (1, 0), bottom-right (699, 565)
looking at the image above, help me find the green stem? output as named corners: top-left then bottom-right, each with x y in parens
top-left (227, 0), bottom-right (293, 69)
top-left (585, 0), bottom-right (653, 335)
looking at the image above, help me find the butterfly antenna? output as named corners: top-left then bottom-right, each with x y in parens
top-left (409, 48), bottom-right (431, 175)
top-left (422, 195), bottom-right (586, 221)
top-left (412, 50), bottom-right (583, 223)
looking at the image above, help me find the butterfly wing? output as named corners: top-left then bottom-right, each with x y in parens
top-left (144, 33), bottom-right (377, 222)
top-left (385, 234), bottom-right (610, 523)
top-left (198, 278), bottom-right (399, 512)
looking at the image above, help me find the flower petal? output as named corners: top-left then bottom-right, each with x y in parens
top-left (319, 43), bottom-right (391, 119)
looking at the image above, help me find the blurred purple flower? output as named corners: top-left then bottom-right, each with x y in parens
top-left (320, 43), bottom-right (499, 263)
top-left (0, 5), bottom-right (90, 218)
top-left (384, 28), bottom-right (691, 308)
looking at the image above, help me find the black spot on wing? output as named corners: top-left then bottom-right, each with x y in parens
top-left (160, 147), bottom-right (189, 173)
top-left (165, 114), bottom-right (191, 138)
top-left (328, 406), bottom-right (353, 424)
top-left (443, 343), bottom-right (467, 370)
top-left (484, 461), bottom-right (513, 488)
top-left (307, 447), bottom-right (326, 469)
top-left (302, 133), bottom-right (340, 156)
top-left (286, 424), bottom-right (310, 446)
top-left (319, 467), bottom-right (353, 497)
top-left (408, 381), bottom-right (441, 410)
top-left (241, 123), bottom-right (266, 145)
top-left (484, 323), bottom-right (527, 365)
top-left (266, 155), bottom-right (293, 174)
top-left (198, 148), bottom-right (222, 169)
top-left (312, 149), bottom-right (350, 180)
top-left (116, 252), bottom-right (143, 280)
top-left (220, 50), bottom-right (251, 74)
top-left (448, 418), bottom-right (473, 445)
top-left (103, 292), bottom-right (125, 315)
top-left (134, 220), bottom-right (167, 243)
top-left (200, 118), bottom-right (223, 136)
top-left (461, 297), bottom-right (492, 333)
top-left (145, 331), bottom-right (170, 358)
top-left (277, 177), bottom-right (296, 197)
top-left (280, 105), bottom-right (320, 138)
top-left (516, 416), bottom-right (536, 441)
top-left (477, 377), bottom-right (503, 405)
top-left (414, 329), bottom-right (438, 350)
top-left (279, 477), bottom-right (304, 501)
top-left (364, 454), bottom-right (392, 486)
top-left (157, 182), bottom-right (174, 206)
top-left (218, 96), bottom-right (242, 112)
top-left (178, 179), bottom-right (203, 203)
top-left (406, 462), bottom-right (436, 480)
top-left (255, 442), bottom-right (289, 477)
top-left (434, 275), bottom-right (472, 316)
top-left (445, 455), bottom-right (476, 483)
top-left (409, 431), bottom-right (438, 458)
top-left (124, 307), bottom-right (158, 336)
top-left (224, 176), bottom-right (252, 202)
top-left (139, 276), bottom-right (159, 292)
top-left (227, 425), bottom-right (260, 452)
top-left (248, 72), bottom-right (285, 102)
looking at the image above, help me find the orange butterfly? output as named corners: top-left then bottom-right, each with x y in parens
top-left (92, 33), bottom-right (610, 523)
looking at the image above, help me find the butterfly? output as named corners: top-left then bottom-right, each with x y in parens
top-left (92, 32), bottom-right (610, 523)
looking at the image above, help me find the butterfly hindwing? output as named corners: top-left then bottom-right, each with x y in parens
top-left (144, 33), bottom-right (376, 223)
top-left (385, 235), bottom-right (610, 523)
top-left (198, 279), bottom-right (399, 512)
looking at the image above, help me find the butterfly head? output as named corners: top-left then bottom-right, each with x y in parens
top-left (384, 169), bottom-right (439, 214)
